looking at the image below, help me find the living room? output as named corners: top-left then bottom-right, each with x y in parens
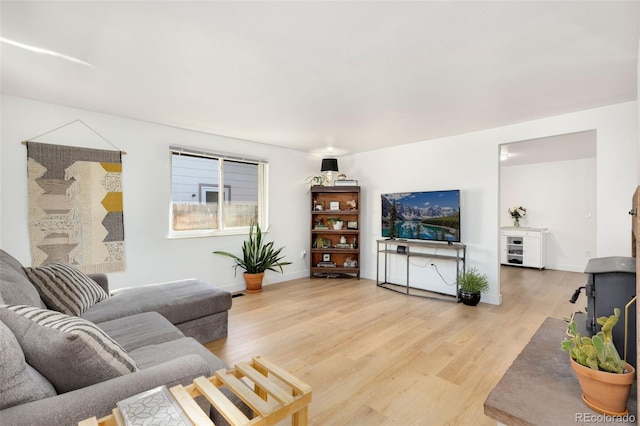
top-left (1, 1), bottom-right (639, 424)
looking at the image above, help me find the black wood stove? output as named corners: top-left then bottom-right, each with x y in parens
top-left (570, 256), bottom-right (636, 367)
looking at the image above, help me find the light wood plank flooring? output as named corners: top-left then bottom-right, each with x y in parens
top-left (206, 266), bottom-right (586, 425)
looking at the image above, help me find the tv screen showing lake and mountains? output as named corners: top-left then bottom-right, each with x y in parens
top-left (381, 190), bottom-right (461, 242)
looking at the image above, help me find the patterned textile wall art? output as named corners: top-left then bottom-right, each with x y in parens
top-left (26, 142), bottom-right (125, 273)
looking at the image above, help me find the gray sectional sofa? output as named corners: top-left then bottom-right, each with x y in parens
top-left (0, 249), bottom-right (245, 425)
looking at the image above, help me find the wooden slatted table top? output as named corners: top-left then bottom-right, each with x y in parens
top-left (79, 356), bottom-right (312, 426)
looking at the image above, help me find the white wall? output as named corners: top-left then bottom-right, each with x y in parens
top-left (0, 94), bottom-right (315, 292)
top-left (1, 95), bottom-right (637, 304)
top-left (345, 101), bottom-right (637, 305)
top-left (501, 158), bottom-right (597, 272)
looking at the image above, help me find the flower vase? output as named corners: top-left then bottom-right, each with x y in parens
top-left (514, 218), bottom-right (520, 227)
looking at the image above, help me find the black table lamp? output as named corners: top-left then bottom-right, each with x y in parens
top-left (321, 158), bottom-right (338, 185)
top-left (321, 158), bottom-right (338, 172)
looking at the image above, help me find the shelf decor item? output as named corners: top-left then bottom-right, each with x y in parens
top-left (326, 217), bottom-right (343, 230)
top-left (306, 175), bottom-right (329, 192)
top-left (334, 179), bottom-right (358, 187)
top-left (213, 223), bottom-right (292, 293)
top-left (508, 205), bottom-right (527, 227)
top-left (561, 308), bottom-right (636, 415)
top-left (457, 267), bottom-right (489, 306)
top-left (313, 237), bottom-right (331, 248)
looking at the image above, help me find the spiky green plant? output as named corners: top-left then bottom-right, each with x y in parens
top-left (561, 308), bottom-right (626, 373)
top-left (457, 267), bottom-right (489, 293)
top-left (213, 223), bottom-right (292, 275)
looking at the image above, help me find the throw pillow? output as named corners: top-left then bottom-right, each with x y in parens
top-left (23, 260), bottom-right (109, 316)
top-left (0, 319), bottom-right (57, 409)
top-left (0, 250), bottom-right (47, 309)
top-left (0, 305), bottom-right (138, 393)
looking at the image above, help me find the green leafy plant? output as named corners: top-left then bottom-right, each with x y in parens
top-left (213, 223), bottom-right (292, 275)
top-left (313, 237), bottom-right (331, 249)
top-left (561, 308), bottom-right (626, 373)
top-left (306, 175), bottom-right (329, 191)
top-left (457, 267), bottom-right (489, 293)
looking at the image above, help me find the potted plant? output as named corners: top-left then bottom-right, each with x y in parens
top-left (326, 217), bottom-right (344, 230)
top-left (306, 175), bottom-right (329, 192)
top-left (313, 237), bottom-right (331, 249)
top-left (457, 267), bottom-right (489, 306)
top-left (561, 308), bottom-right (636, 415)
top-left (213, 223), bottom-right (292, 293)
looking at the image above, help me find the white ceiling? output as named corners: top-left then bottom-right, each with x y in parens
top-left (1, 1), bottom-right (638, 157)
top-left (500, 130), bottom-right (597, 167)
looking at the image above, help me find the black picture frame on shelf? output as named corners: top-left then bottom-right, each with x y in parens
top-left (322, 253), bottom-right (331, 262)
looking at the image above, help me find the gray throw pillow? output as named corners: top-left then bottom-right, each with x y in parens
top-left (0, 250), bottom-right (46, 308)
top-left (0, 319), bottom-right (57, 409)
top-left (23, 261), bottom-right (109, 316)
top-left (0, 305), bottom-right (138, 393)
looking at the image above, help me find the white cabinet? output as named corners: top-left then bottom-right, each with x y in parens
top-left (500, 227), bottom-right (547, 270)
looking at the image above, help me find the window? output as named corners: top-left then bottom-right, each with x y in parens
top-left (170, 146), bottom-right (268, 236)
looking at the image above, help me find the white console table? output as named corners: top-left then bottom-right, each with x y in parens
top-left (500, 227), bottom-right (547, 270)
top-left (376, 239), bottom-right (466, 302)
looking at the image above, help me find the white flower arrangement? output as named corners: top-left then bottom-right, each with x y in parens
top-left (508, 206), bottom-right (527, 220)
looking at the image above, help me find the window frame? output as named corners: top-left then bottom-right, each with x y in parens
top-left (168, 146), bottom-right (268, 238)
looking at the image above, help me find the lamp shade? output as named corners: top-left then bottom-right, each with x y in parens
top-left (321, 158), bottom-right (339, 172)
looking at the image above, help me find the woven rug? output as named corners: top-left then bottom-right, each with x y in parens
top-left (26, 142), bottom-right (125, 273)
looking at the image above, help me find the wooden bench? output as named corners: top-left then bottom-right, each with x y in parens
top-left (80, 356), bottom-right (312, 426)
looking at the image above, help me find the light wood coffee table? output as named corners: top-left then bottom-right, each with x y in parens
top-left (79, 356), bottom-right (312, 426)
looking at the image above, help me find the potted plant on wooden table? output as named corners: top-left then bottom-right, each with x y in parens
top-left (213, 223), bottom-right (292, 293)
top-left (457, 267), bottom-right (489, 306)
top-left (561, 308), bottom-right (636, 415)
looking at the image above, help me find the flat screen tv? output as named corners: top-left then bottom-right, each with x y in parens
top-left (381, 190), bottom-right (460, 242)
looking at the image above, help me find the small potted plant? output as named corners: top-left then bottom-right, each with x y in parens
top-left (457, 267), bottom-right (489, 306)
top-left (213, 223), bottom-right (292, 293)
top-left (306, 175), bottom-right (329, 192)
top-left (326, 217), bottom-right (344, 230)
top-left (561, 308), bottom-right (636, 415)
top-left (313, 237), bottom-right (331, 249)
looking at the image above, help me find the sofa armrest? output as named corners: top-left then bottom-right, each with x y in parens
top-left (0, 355), bottom-right (211, 426)
top-left (88, 273), bottom-right (109, 293)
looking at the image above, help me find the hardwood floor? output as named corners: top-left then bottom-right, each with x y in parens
top-left (206, 266), bottom-right (586, 425)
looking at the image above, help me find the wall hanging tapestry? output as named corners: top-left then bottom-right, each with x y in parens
top-left (26, 142), bottom-right (125, 273)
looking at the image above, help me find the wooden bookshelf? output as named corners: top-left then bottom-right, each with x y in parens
top-left (310, 186), bottom-right (360, 279)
